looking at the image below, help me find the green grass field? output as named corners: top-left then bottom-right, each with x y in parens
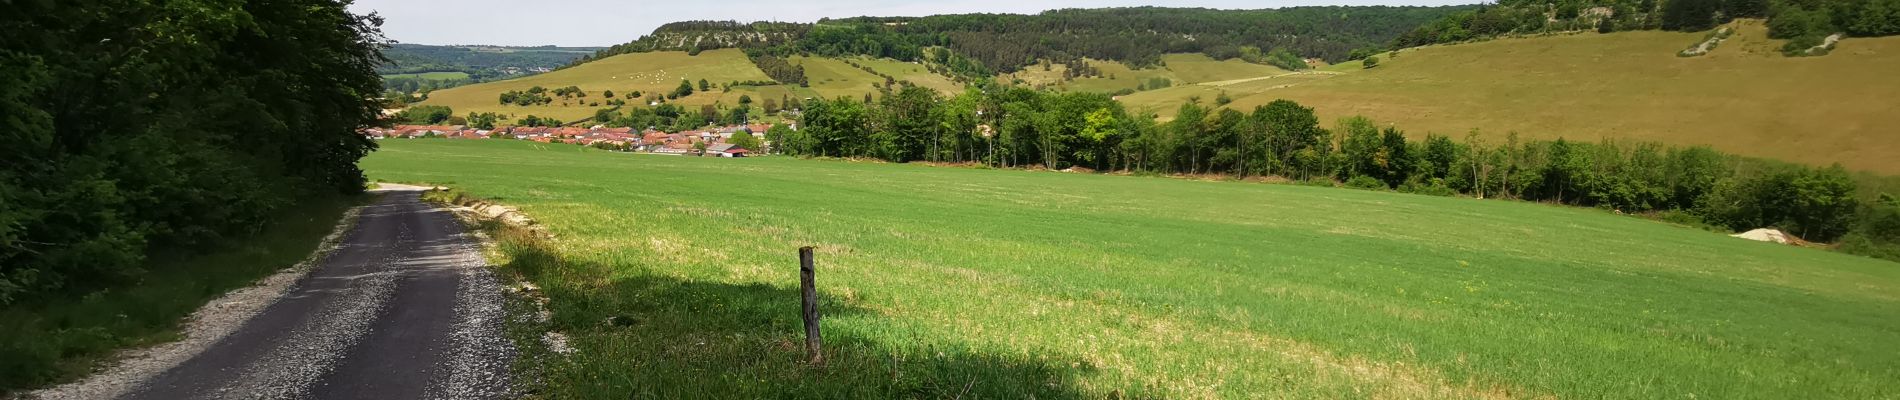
top-left (381, 71), bottom-right (472, 81)
top-left (419, 49), bottom-right (784, 121)
top-left (1120, 22), bottom-right (1900, 174)
top-left (364, 140), bottom-right (1900, 399)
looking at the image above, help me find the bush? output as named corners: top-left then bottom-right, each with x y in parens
top-left (1839, 198), bottom-right (1900, 261)
top-left (1362, 56), bottom-right (1380, 69)
top-left (1346, 175), bottom-right (1389, 190)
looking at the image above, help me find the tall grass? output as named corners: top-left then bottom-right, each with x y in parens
top-left (367, 140), bottom-right (1900, 399)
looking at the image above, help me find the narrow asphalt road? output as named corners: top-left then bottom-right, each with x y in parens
top-left (120, 187), bottom-right (513, 400)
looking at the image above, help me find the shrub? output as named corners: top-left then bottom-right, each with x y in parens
top-left (1362, 56), bottom-right (1380, 69)
top-left (1346, 175), bottom-right (1389, 190)
top-left (1839, 198), bottom-right (1900, 261)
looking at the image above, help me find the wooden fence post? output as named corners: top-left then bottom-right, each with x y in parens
top-left (799, 246), bottom-right (824, 365)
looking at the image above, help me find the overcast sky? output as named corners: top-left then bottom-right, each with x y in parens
top-left (347, 0), bottom-right (1473, 47)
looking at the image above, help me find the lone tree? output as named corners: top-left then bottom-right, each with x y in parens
top-left (674, 79), bottom-right (695, 98)
top-left (1363, 55), bottom-right (1381, 69)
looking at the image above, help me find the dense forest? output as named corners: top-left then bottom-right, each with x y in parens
top-left (1394, 0), bottom-right (1900, 54)
top-left (573, 6), bottom-right (1471, 75)
top-left (0, 1), bottom-right (384, 304)
top-left (722, 82), bottom-right (1897, 259)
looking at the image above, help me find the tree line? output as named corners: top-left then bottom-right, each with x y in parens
top-left (762, 83), bottom-right (1899, 258)
top-left (1395, 0), bottom-right (1900, 51)
top-left (578, 7), bottom-right (1471, 75)
top-left (1, 0), bottom-right (384, 304)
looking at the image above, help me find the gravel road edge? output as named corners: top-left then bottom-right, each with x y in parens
top-left (28, 201), bottom-right (369, 400)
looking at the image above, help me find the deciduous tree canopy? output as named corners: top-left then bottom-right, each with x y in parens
top-left (0, 0), bottom-right (384, 304)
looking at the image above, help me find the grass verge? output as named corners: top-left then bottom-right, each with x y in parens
top-left (0, 195), bottom-right (364, 395)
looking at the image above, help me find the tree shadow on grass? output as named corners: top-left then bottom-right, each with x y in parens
top-left (491, 225), bottom-right (1136, 399)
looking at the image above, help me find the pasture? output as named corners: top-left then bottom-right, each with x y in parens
top-left (364, 139), bottom-right (1900, 399)
top-left (1119, 22), bottom-right (1900, 173)
top-left (1006, 54), bottom-right (1290, 94)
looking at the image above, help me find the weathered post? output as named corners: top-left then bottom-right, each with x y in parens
top-left (798, 246), bottom-right (824, 365)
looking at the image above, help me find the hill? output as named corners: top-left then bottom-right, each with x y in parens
top-left (379, 44), bottom-right (602, 95)
top-left (364, 139), bottom-right (1900, 398)
top-left (580, 6), bottom-right (1470, 73)
top-left (418, 49), bottom-right (790, 122)
top-left (1005, 54), bottom-right (1290, 93)
top-left (1119, 22), bottom-right (1900, 174)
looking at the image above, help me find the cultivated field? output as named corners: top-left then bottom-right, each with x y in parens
top-left (1120, 22), bottom-right (1900, 173)
top-left (419, 49), bottom-right (783, 121)
top-left (364, 139), bottom-right (1900, 399)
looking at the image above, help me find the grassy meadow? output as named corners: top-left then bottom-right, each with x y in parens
top-left (419, 49), bottom-right (783, 121)
top-left (364, 139), bottom-right (1900, 399)
top-left (790, 55), bottom-right (969, 101)
top-left (1120, 22), bottom-right (1900, 173)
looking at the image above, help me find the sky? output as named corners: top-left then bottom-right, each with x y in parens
top-left (346, 0), bottom-right (1471, 47)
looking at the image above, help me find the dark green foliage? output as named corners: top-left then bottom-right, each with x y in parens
top-left (1769, 6), bottom-right (1833, 38)
top-left (466, 112), bottom-right (503, 130)
top-left (1363, 56), bottom-right (1381, 68)
top-left (0, 0), bottom-right (382, 308)
top-left (1346, 175), bottom-right (1390, 190)
top-left (1663, 0), bottom-right (1726, 31)
top-left (1262, 48), bottom-right (1309, 71)
top-left (1699, 164), bottom-right (1861, 241)
top-left (395, 105), bottom-right (455, 125)
top-left (499, 89), bottom-right (553, 106)
top-left (1394, 4), bottom-right (1556, 48)
top-left (1729, 0), bottom-right (1773, 18)
top-left (1839, 194), bottom-right (1900, 260)
top-left (1845, 0), bottom-right (1900, 35)
top-left (517, 115), bottom-right (563, 127)
top-left (748, 54), bottom-right (807, 86)
top-left (673, 79), bottom-right (696, 98)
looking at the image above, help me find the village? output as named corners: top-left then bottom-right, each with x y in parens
top-left (360, 123), bottom-right (777, 157)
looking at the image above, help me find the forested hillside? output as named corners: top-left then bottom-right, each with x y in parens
top-left (1396, 0), bottom-right (1900, 55)
top-left (575, 6), bottom-right (1471, 75)
top-left (0, 0), bottom-right (384, 305)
